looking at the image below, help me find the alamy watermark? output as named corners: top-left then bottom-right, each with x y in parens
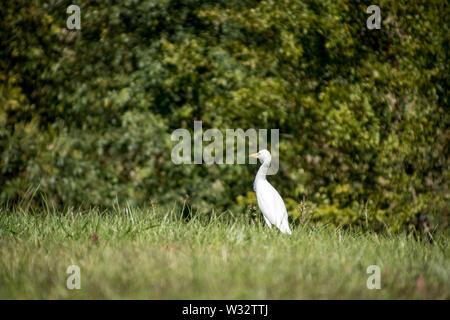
top-left (65, 5), bottom-right (380, 31)
top-left (66, 5), bottom-right (81, 30)
top-left (66, 265), bottom-right (81, 290)
top-left (171, 121), bottom-right (279, 175)
top-left (366, 5), bottom-right (381, 29)
top-left (366, 265), bottom-right (381, 289)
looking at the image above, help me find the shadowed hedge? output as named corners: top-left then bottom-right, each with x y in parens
top-left (1, 0), bottom-right (448, 232)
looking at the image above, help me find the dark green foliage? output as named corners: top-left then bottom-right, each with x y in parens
top-left (1, 0), bottom-right (448, 232)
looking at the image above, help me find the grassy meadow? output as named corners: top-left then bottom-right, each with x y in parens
top-left (0, 204), bottom-right (448, 299)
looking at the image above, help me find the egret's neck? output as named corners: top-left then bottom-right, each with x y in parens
top-left (255, 160), bottom-right (270, 181)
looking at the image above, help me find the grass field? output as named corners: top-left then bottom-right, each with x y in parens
top-left (0, 204), bottom-right (448, 299)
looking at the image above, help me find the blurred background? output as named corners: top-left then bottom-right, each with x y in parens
top-left (1, 0), bottom-right (448, 232)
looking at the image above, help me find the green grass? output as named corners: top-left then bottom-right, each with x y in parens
top-left (0, 204), bottom-right (448, 299)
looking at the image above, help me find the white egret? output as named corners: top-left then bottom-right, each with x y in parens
top-left (250, 150), bottom-right (292, 235)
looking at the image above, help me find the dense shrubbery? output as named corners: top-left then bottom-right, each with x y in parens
top-left (1, 0), bottom-right (448, 232)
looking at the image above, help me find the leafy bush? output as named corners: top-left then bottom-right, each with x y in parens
top-left (1, 0), bottom-right (448, 232)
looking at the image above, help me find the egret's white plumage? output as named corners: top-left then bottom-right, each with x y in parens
top-left (250, 150), bottom-right (292, 235)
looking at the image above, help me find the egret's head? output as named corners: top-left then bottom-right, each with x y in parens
top-left (249, 149), bottom-right (271, 163)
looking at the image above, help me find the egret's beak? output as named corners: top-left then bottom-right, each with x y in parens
top-left (249, 153), bottom-right (260, 158)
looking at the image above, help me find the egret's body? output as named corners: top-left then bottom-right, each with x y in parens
top-left (250, 150), bottom-right (292, 235)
